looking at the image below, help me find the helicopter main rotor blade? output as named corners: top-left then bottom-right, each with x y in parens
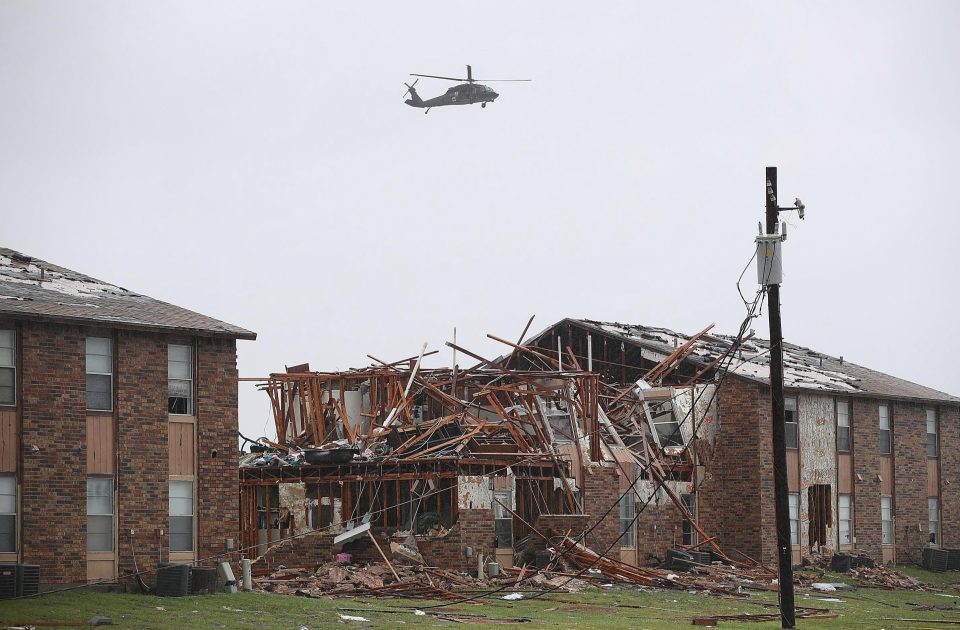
top-left (410, 73), bottom-right (467, 82)
top-left (474, 78), bottom-right (532, 82)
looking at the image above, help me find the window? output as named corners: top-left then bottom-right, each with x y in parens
top-left (543, 399), bottom-right (573, 444)
top-left (620, 488), bottom-right (636, 548)
top-left (0, 475), bottom-right (15, 552)
top-left (929, 498), bottom-right (940, 545)
top-left (85, 337), bottom-right (112, 411)
top-left (680, 493), bottom-right (696, 547)
top-left (836, 400), bottom-right (851, 452)
top-left (169, 480), bottom-right (194, 552)
top-left (881, 496), bottom-right (893, 545)
top-left (650, 402), bottom-right (683, 448)
top-left (784, 397), bottom-right (798, 449)
top-left (879, 404), bottom-right (891, 454)
top-left (838, 494), bottom-right (853, 545)
top-left (493, 491), bottom-right (513, 548)
top-left (87, 477), bottom-right (114, 552)
top-left (927, 409), bottom-right (938, 458)
top-left (788, 493), bottom-right (800, 546)
top-left (0, 330), bottom-right (14, 405)
top-left (168, 345), bottom-right (193, 415)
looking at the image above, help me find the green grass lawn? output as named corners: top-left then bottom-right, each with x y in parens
top-left (3, 569), bottom-right (960, 629)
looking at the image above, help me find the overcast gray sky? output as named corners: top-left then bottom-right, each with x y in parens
top-left (2, 1), bottom-right (958, 439)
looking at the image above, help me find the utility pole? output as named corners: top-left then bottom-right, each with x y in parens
top-left (765, 166), bottom-right (795, 628)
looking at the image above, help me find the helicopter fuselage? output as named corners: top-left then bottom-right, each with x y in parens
top-left (405, 82), bottom-right (499, 109)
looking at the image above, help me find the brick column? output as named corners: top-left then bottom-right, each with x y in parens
top-left (941, 405), bottom-right (960, 547)
top-left (852, 397), bottom-right (881, 560)
top-left (196, 337), bottom-right (239, 564)
top-left (20, 322), bottom-right (86, 583)
top-left (582, 465), bottom-right (620, 558)
top-left (893, 402), bottom-right (928, 563)
top-left (116, 331), bottom-right (168, 583)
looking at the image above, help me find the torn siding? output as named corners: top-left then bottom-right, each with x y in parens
top-left (798, 394), bottom-right (837, 551)
top-left (673, 384), bottom-right (719, 446)
top-left (278, 482), bottom-right (312, 535)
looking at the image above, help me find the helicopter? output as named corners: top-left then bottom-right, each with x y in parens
top-left (403, 65), bottom-right (530, 113)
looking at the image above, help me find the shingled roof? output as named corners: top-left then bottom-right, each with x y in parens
top-left (0, 248), bottom-right (255, 340)
top-left (541, 318), bottom-right (959, 405)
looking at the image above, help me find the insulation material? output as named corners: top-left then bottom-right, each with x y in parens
top-left (278, 482), bottom-right (312, 535)
top-left (672, 384), bottom-right (719, 446)
top-left (458, 475), bottom-right (493, 510)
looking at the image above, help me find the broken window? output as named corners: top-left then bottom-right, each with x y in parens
top-left (881, 496), bottom-right (893, 545)
top-left (544, 399), bottom-right (574, 444)
top-left (169, 480), bottom-right (194, 552)
top-left (0, 475), bottom-right (15, 552)
top-left (649, 401), bottom-right (683, 448)
top-left (784, 397), bottom-right (798, 450)
top-left (838, 494), bottom-right (853, 545)
top-left (168, 344), bottom-right (193, 415)
top-left (680, 493), bottom-right (696, 547)
top-left (87, 477), bottom-right (114, 552)
top-left (836, 400), bottom-right (851, 452)
top-left (0, 330), bottom-right (14, 405)
top-left (927, 409), bottom-right (938, 458)
top-left (879, 404), bottom-right (891, 455)
top-left (929, 497), bottom-right (940, 545)
top-left (620, 489), bottom-right (636, 548)
top-left (493, 490), bottom-right (513, 548)
top-left (85, 337), bottom-right (113, 411)
top-left (788, 493), bottom-right (800, 546)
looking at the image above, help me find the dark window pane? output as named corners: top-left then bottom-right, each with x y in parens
top-left (927, 433), bottom-right (938, 458)
top-left (170, 515), bottom-right (193, 551)
top-left (785, 422), bottom-right (799, 449)
top-left (0, 367), bottom-right (13, 405)
top-left (87, 514), bottom-right (113, 552)
top-left (168, 379), bottom-right (192, 414)
top-left (0, 514), bottom-right (14, 552)
top-left (837, 426), bottom-right (851, 452)
top-left (880, 429), bottom-right (891, 454)
top-left (655, 422), bottom-right (684, 447)
top-left (86, 374), bottom-right (112, 411)
top-left (495, 520), bottom-right (512, 547)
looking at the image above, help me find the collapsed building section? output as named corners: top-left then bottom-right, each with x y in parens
top-left (240, 331), bottom-right (721, 573)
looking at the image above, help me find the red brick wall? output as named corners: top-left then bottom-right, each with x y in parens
top-left (635, 501), bottom-right (684, 565)
top-left (582, 465), bottom-right (620, 559)
top-left (116, 331), bottom-right (169, 583)
top-left (196, 337), bottom-right (239, 563)
top-left (941, 405), bottom-right (960, 547)
top-left (892, 401), bottom-right (929, 563)
top-left (698, 376), bottom-right (771, 564)
top-left (19, 322), bottom-right (87, 583)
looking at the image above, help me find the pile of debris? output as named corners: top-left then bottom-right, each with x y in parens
top-left (254, 561), bottom-right (479, 600)
top-left (850, 565), bottom-right (940, 592)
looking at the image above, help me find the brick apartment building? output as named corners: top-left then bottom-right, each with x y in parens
top-left (523, 319), bottom-right (960, 567)
top-left (0, 248), bottom-right (255, 585)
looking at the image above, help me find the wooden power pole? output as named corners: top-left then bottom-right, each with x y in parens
top-left (765, 166), bottom-right (796, 628)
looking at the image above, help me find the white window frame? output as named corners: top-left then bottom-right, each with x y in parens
top-left (929, 497), bottom-right (940, 546)
top-left (0, 475), bottom-right (16, 553)
top-left (168, 344), bottom-right (194, 416)
top-left (620, 488), bottom-right (636, 548)
top-left (169, 480), bottom-right (195, 552)
top-left (927, 409), bottom-right (938, 459)
top-left (680, 493), bottom-right (697, 547)
top-left (788, 492), bottom-right (800, 546)
top-left (0, 330), bottom-right (15, 406)
top-left (493, 490), bottom-right (513, 548)
top-left (87, 476), bottom-right (114, 552)
top-left (85, 337), bottom-right (113, 412)
top-left (784, 397), bottom-right (799, 450)
top-left (879, 404), bottom-right (892, 455)
top-left (838, 494), bottom-right (853, 545)
top-left (881, 495), bottom-right (893, 545)
top-left (836, 400), bottom-right (851, 452)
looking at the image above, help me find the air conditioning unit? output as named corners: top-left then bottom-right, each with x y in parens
top-left (0, 564), bottom-right (15, 599)
top-left (0, 564), bottom-right (39, 598)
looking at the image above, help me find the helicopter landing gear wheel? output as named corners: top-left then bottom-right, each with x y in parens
top-left (481, 102), bottom-right (486, 108)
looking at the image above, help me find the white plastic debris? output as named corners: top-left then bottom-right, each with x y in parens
top-left (338, 614), bottom-right (371, 622)
top-left (811, 583), bottom-right (837, 592)
top-left (502, 593), bottom-right (524, 600)
top-left (666, 573), bottom-right (679, 580)
top-left (414, 610), bottom-right (426, 616)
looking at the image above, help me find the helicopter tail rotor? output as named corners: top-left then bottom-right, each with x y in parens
top-left (403, 79), bottom-right (423, 106)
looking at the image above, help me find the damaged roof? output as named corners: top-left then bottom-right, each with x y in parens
top-left (554, 318), bottom-right (960, 405)
top-left (0, 247), bottom-right (256, 340)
